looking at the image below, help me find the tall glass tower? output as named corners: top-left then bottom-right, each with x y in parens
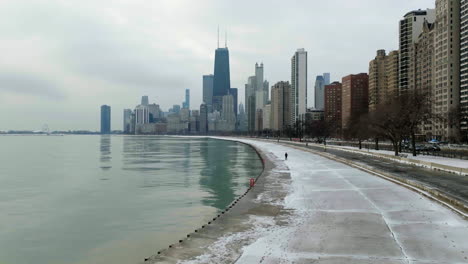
top-left (100, 105), bottom-right (111, 134)
top-left (213, 47), bottom-right (231, 111)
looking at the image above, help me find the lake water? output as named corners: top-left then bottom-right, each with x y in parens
top-left (0, 135), bottom-right (263, 264)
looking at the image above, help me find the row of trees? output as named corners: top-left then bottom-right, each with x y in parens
top-left (247, 91), bottom-right (468, 157)
top-left (256, 91), bottom-right (459, 157)
top-left (328, 91), bottom-right (457, 156)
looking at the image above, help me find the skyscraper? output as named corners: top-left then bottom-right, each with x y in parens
top-left (183, 89), bottom-right (190, 109)
top-left (291, 48), bottom-right (308, 125)
top-left (230, 88), bottom-right (238, 116)
top-left (245, 76), bottom-right (257, 132)
top-left (255, 63), bottom-right (265, 111)
top-left (399, 9), bottom-right (435, 93)
top-left (100, 105), bottom-right (111, 134)
top-left (221, 95), bottom-right (236, 131)
top-left (123, 109), bottom-right (132, 133)
top-left (323, 73), bottom-right (331, 85)
top-left (263, 80), bottom-right (270, 105)
top-left (314, 75), bottom-right (325, 110)
top-left (213, 45), bottom-right (231, 111)
top-left (203, 74), bottom-right (214, 112)
top-left (141, 96), bottom-right (149, 106)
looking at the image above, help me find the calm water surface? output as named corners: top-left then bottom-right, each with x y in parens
top-left (0, 135), bottom-right (262, 264)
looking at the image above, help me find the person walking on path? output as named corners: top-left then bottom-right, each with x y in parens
top-left (285, 152), bottom-right (288, 160)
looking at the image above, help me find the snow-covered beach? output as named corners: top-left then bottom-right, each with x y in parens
top-left (150, 137), bottom-right (468, 264)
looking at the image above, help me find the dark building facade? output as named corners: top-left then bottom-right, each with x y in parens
top-left (203, 74), bottom-right (214, 112)
top-left (199, 103), bottom-right (208, 134)
top-left (213, 47), bottom-right (231, 111)
top-left (100, 105), bottom-right (111, 134)
top-left (324, 82), bottom-right (343, 134)
top-left (342, 73), bottom-right (369, 130)
top-left (230, 88), bottom-right (238, 117)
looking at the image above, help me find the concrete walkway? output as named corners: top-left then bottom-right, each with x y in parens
top-left (234, 139), bottom-right (468, 264)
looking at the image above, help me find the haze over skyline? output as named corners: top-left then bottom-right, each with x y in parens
top-left (0, 0), bottom-right (432, 131)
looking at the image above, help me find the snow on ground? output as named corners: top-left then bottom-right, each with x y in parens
top-left (177, 146), bottom-right (291, 264)
top-left (336, 145), bottom-right (468, 169)
top-left (230, 138), bottom-right (468, 263)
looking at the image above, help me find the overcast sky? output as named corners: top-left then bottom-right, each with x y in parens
top-left (0, 0), bottom-right (433, 131)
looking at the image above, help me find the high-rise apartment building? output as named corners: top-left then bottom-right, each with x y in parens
top-left (203, 74), bottom-right (214, 112)
top-left (100, 105), bottom-right (111, 134)
top-left (433, 0), bottom-right (460, 140)
top-left (414, 21), bottom-right (435, 137)
top-left (271, 81), bottom-right (291, 131)
top-left (324, 82), bottom-right (342, 134)
top-left (291, 48), bottom-right (308, 125)
top-left (314, 75), bottom-right (325, 110)
top-left (399, 9), bottom-right (435, 93)
top-left (386, 51), bottom-right (400, 99)
top-left (460, 0), bottom-right (468, 134)
top-left (368, 50), bottom-right (399, 111)
top-left (342, 74), bottom-right (369, 130)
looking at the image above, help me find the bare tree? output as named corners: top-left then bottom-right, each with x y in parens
top-left (309, 119), bottom-right (340, 146)
top-left (344, 113), bottom-right (371, 149)
top-left (368, 91), bottom-right (434, 156)
top-left (369, 98), bottom-right (407, 156)
top-left (402, 91), bottom-right (432, 156)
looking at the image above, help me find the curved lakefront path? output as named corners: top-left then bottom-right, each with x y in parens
top-left (149, 137), bottom-right (468, 264)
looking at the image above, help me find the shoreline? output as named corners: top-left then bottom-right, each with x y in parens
top-left (142, 137), bottom-right (290, 263)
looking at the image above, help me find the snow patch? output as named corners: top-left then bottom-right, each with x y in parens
top-left (177, 216), bottom-right (279, 264)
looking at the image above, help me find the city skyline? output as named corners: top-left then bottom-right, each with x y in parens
top-left (0, 0), bottom-right (432, 130)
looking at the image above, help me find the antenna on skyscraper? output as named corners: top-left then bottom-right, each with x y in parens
top-left (225, 31), bottom-right (227, 48)
top-left (217, 25), bottom-right (220, 48)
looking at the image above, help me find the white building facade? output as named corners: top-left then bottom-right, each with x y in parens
top-left (291, 48), bottom-right (308, 125)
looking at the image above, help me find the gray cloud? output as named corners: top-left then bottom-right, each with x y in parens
top-left (0, 0), bottom-right (434, 130)
top-left (0, 72), bottom-right (65, 100)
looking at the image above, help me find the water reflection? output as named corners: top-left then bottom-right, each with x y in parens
top-left (119, 136), bottom-right (259, 210)
top-left (199, 139), bottom-right (238, 210)
top-left (100, 135), bottom-right (111, 170)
